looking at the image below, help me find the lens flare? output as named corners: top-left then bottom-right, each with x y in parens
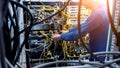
top-left (99, 0), bottom-right (106, 4)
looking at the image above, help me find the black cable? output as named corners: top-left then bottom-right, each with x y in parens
top-left (79, 52), bottom-right (120, 67)
top-left (10, 1), bottom-right (33, 22)
top-left (13, 40), bottom-right (26, 65)
top-left (10, 0), bottom-right (71, 66)
top-left (77, 0), bottom-right (104, 63)
top-left (11, 1), bottom-right (33, 67)
top-left (33, 56), bottom-right (120, 68)
top-left (23, 12), bottom-right (32, 68)
top-left (11, 3), bottom-right (19, 27)
top-left (11, 3), bottom-right (20, 62)
top-left (79, 60), bottom-right (102, 66)
top-left (10, 0), bottom-right (33, 42)
top-left (33, 60), bottom-right (79, 68)
top-left (106, 0), bottom-right (118, 38)
top-left (6, 9), bottom-right (19, 63)
top-left (4, 1), bottom-right (32, 67)
top-left (107, 0), bottom-right (120, 47)
top-left (10, 0), bottom-right (71, 42)
top-left (33, 59), bottom-right (119, 68)
top-left (8, 2), bottom-right (32, 66)
top-left (106, 0), bottom-right (120, 67)
top-left (19, 0), bottom-right (70, 67)
top-left (99, 58), bottom-right (120, 68)
top-left (79, 51), bottom-right (120, 68)
top-left (3, 0), bottom-right (18, 66)
top-left (7, 1), bottom-right (33, 67)
top-left (79, 51), bottom-right (120, 59)
top-left (5, 58), bottom-right (14, 68)
top-left (10, 0), bottom-right (71, 65)
top-left (17, 0), bottom-right (21, 2)
top-left (0, 0), bottom-right (10, 68)
top-left (7, 9), bottom-right (16, 29)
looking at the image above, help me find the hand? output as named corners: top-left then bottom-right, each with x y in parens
top-left (59, 30), bottom-right (69, 34)
top-left (51, 34), bottom-right (61, 40)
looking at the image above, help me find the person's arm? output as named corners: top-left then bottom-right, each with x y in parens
top-left (61, 11), bottom-right (104, 41)
top-left (69, 26), bottom-right (78, 32)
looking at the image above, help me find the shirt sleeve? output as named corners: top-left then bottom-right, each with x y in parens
top-left (69, 26), bottom-right (78, 32)
top-left (61, 11), bottom-right (104, 41)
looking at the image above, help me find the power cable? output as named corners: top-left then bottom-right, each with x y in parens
top-left (99, 58), bottom-right (120, 68)
top-left (5, 58), bottom-right (14, 68)
top-left (106, 0), bottom-right (120, 47)
top-left (9, 0), bottom-right (71, 66)
top-left (30, 51), bottom-right (120, 67)
top-left (7, 1), bottom-right (33, 67)
top-left (10, 0), bottom-right (71, 42)
top-left (79, 51), bottom-right (120, 59)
